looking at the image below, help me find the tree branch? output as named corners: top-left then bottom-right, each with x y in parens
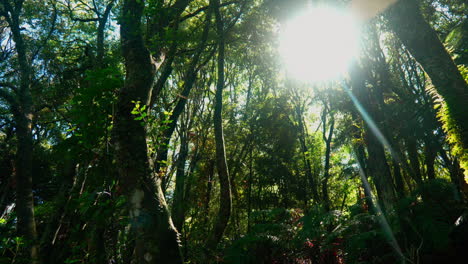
top-left (71, 17), bottom-right (98, 22)
top-left (32, 3), bottom-right (58, 61)
top-left (66, 0), bottom-right (98, 22)
top-left (180, 1), bottom-right (238, 22)
top-left (92, 0), bottom-right (101, 18)
top-left (0, 88), bottom-right (17, 106)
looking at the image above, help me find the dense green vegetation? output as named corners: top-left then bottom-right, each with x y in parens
top-left (1, 0), bottom-right (467, 263)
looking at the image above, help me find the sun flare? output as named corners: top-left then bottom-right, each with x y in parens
top-left (279, 6), bottom-right (360, 82)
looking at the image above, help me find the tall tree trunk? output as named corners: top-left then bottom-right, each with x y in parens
top-left (295, 102), bottom-right (320, 203)
top-left (350, 107), bottom-right (376, 208)
top-left (424, 139), bottom-right (436, 180)
top-left (14, 103), bottom-right (39, 264)
top-left (207, 0), bottom-right (232, 252)
top-left (362, 104), bottom-right (396, 211)
top-left (365, 24), bottom-right (413, 196)
top-left (1, 1), bottom-right (40, 262)
top-left (172, 129), bottom-right (189, 231)
top-left (96, 0), bottom-right (115, 66)
top-left (386, 0), bottom-right (468, 174)
top-left (406, 138), bottom-right (423, 185)
top-left (114, 0), bottom-right (181, 263)
top-left (247, 149), bottom-right (253, 232)
top-left (350, 63), bottom-right (396, 211)
top-left (439, 148), bottom-right (468, 200)
top-left (392, 160), bottom-right (405, 197)
top-left (203, 160), bottom-right (215, 230)
top-left (321, 106), bottom-right (334, 211)
top-left (350, 111), bottom-right (375, 211)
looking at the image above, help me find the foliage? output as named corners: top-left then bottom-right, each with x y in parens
top-left (225, 208), bottom-right (302, 264)
top-left (1, 0), bottom-right (467, 263)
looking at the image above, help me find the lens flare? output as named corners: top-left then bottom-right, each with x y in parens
top-left (279, 6), bottom-right (360, 82)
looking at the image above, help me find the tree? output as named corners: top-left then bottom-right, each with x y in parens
top-left (0, 1), bottom-right (56, 262)
top-left (207, 0), bottom-right (232, 252)
top-left (386, 0), bottom-right (468, 175)
top-left (112, 0), bottom-right (181, 262)
top-left (349, 62), bottom-right (397, 210)
top-left (320, 99), bottom-right (335, 211)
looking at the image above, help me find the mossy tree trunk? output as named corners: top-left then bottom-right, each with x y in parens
top-left (113, 0), bottom-right (182, 263)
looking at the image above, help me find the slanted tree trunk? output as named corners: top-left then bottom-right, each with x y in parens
top-left (386, 0), bottom-right (468, 173)
top-left (154, 15), bottom-right (211, 183)
top-left (113, 0), bottom-right (181, 263)
top-left (207, 0), bottom-right (232, 252)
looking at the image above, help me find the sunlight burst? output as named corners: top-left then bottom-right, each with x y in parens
top-left (279, 7), bottom-right (360, 82)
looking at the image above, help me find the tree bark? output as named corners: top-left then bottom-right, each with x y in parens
top-left (439, 148), bottom-right (468, 200)
top-left (349, 63), bottom-right (396, 211)
top-left (386, 0), bottom-right (468, 173)
top-left (172, 129), bottom-right (189, 231)
top-left (14, 103), bottom-right (39, 264)
top-left (364, 24), bottom-right (412, 196)
top-left (207, 0), bottom-right (232, 252)
top-left (294, 101), bottom-right (320, 203)
top-left (406, 137), bottom-right (423, 185)
top-left (424, 139), bottom-right (436, 180)
top-left (96, 0), bottom-right (115, 66)
top-left (363, 119), bottom-right (396, 210)
top-left (321, 106), bottom-right (334, 211)
top-left (1, 1), bottom-right (40, 262)
top-left (203, 160), bottom-right (215, 230)
top-left (392, 160), bottom-right (405, 197)
top-left (114, 0), bottom-right (182, 263)
top-left (247, 149), bottom-right (253, 232)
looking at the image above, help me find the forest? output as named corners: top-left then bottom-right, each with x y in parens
top-left (0, 0), bottom-right (467, 263)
